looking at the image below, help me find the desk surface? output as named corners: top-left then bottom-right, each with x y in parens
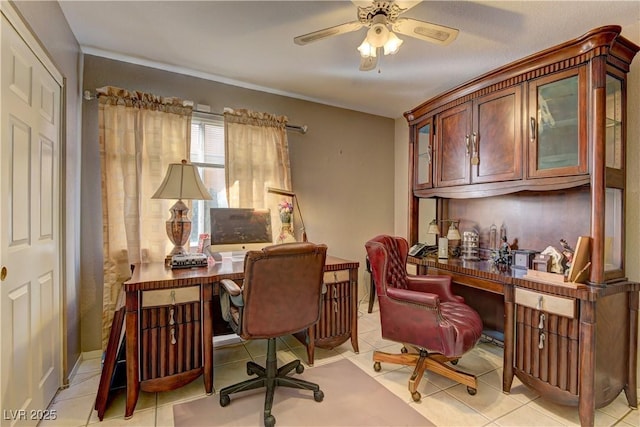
top-left (125, 255), bottom-right (359, 291)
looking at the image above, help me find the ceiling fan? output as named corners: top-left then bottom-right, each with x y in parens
top-left (294, 0), bottom-right (459, 71)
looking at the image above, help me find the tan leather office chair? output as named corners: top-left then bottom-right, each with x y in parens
top-left (365, 235), bottom-right (483, 401)
top-left (218, 242), bottom-right (328, 427)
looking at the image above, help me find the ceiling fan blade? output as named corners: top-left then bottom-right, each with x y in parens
top-left (294, 21), bottom-right (363, 45)
top-left (393, 1), bottom-right (422, 12)
top-left (359, 55), bottom-right (378, 72)
top-left (394, 18), bottom-right (459, 46)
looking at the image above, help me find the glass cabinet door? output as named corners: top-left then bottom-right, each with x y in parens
top-left (414, 118), bottom-right (433, 189)
top-left (528, 68), bottom-right (587, 178)
top-left (606, 74), bottom-right (623, 170)
top-left (604, 70), bottom-right (626, 279)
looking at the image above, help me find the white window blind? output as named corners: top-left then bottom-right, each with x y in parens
top-left (189, 113), bottom-right (227, 246)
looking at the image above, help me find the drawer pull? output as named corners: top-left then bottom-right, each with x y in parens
top-left (538, 313), bottom-right (545, 330)
top-left (169, 308), bottom-right (175, 326)
top-left (170, 328), bottom-right (177, 345)
top-left (536, 295), bottom-right (543, 310)
top-left (333, 301), bottom-right (338, 313)
top-left (538, 332), bottom-right (545, 349)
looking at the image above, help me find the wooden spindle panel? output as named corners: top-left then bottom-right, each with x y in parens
top-left (139, 301), bottom-right (202, 381)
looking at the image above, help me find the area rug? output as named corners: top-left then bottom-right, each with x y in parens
top-left (173, 358), bottom-right (433, 426)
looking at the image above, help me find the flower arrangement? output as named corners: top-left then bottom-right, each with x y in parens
top-left (278, 200), bottom-right (293, 223)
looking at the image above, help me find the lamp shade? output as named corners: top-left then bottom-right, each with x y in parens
top-left (447, 223), bottom-right (461, 240)
top-left (427, 219), bottom-right (440, 235)
top-left (152, 160), bottom-right (212, 200)
top-left (383, 32), bottom-right (403, 55)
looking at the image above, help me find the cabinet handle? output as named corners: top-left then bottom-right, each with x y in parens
top-left (536, 295), bottom-right (543, 310)
top-left (333, 301), bottom-right (338, 313)
top-left (426, 144), bottom-right (432, 165)
top-left (465, 135), bottom-right (470, 155)
top-left (530, 117), bottom-right (536, 142)
top-left (471, 132), bottom-right (479, 165)
top-left (538, 332), bottom-right (545, 349)
top-left (538, 313), bottom-right (545, 330)
top-left (169, 308), bottom-right (175, 326)
top-left (170, 328), bottom-right (177, 345)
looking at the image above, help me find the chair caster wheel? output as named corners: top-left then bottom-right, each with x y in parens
top-left (220, 394), bottom-right (230, 407)
top-left (264, 414), bottom-right (276, 427)
top-left (296, 364), bottom-right (304, 374)
top-left (411, 391), bottom-right (421, 402)
top-left (314, 390), bottom-right (324, 402)
top-left (467, 386), bottom-right (477, 395)
top-left (400, 346), bottom-right (408, 353)
top-left (373, 361), bottom-right (381, 372)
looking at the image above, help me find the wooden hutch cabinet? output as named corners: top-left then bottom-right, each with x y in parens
top-left (435, 86), bottom-right (523, 187)
top-left (404, 26), bottom-right (639, 427)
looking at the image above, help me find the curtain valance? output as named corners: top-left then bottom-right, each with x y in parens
top-left (97, 86), bottom-right (193, 116)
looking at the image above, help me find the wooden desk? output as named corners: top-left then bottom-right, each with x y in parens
top-left (100, 255), bottom-right (358, 419)
top-left (408, 255), bottom-right (639, 427)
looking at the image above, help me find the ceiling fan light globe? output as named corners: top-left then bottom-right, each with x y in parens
top-left (357, 39), bottom-right (377, 58)
top-left (383, 32), bottom-right (403, 55)
top-left (366, 23), bottom-right (390, 48)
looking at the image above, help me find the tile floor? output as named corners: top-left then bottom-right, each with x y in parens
top-left (41, 299), bottom-right (639, 426)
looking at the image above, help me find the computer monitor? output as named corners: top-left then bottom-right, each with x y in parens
top-left (207, 208), bottom-right (273, 260)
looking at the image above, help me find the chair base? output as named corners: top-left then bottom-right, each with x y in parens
top-left (219, 337), bottom-right (324, 427)
top-left (373, 345), bottom-right (477, 402)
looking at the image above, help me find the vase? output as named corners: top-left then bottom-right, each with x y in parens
top-left (277, 222), bottom-right (296, 244)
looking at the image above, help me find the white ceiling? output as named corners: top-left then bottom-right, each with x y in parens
top-left (59, 1), bottom-right (640, 119)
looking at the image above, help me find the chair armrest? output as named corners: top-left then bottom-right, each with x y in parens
top-left (387, 286), bottom-right (439, 308)
top-left (406, 275), bottom-right (464, 303)
top-left (220, 279), bottom-right (244, 306)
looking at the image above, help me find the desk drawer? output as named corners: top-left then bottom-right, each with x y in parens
top-left (142, 286), bottom-right (200, 308)
top-left (515, 287), bottom-right (575, 319)
top-left (323, 269), bottom-right (350, 284)
top-left (315, 270), bottom-right (353, 347)
top-left (514, 288), bottom-right (580, 396)
top-left (139, 299), bottom-right (202, 381)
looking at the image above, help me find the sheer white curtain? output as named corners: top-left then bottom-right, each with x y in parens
top-left (98, 86), bottom-right (192, 348)
top-left (223, 108), bottom-right (292, 238)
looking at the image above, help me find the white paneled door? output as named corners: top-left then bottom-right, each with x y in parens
top-left (0, 9), bottom-right (62, 426)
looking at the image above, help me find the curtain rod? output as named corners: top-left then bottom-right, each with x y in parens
top-left (83, 90), bottom-right (308, 134)
top-left (194, 109), bottom-right (307, 134)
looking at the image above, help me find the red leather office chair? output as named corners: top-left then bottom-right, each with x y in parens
top-left (218, 242), bottom-right (328, 427)
top-left (365, 235), bottom-right (483, 401)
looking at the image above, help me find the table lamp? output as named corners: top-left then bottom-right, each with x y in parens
top-left (152, 160), bottom-right (212, 260)
top-left (428, 219), bottom-right (461, 259)
top-left (267, 187), bottom-right (308, 242)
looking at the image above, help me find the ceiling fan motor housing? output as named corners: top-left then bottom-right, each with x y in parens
top-left (358, 1), bottom-right (405, 24)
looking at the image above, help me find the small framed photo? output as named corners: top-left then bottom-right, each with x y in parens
top-left (197, 233), bottom-right (210, 253)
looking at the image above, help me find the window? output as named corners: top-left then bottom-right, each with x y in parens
top-left (189, 113), bottom-right (227, 246)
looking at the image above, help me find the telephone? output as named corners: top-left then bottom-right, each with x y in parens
top-left (408, 243), bottom-right (435, 258)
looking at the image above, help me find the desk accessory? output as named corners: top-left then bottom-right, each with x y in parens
top-left (170, 253), bottom-right (208, 269)
top-left (461, 230), bottom-right (480, 260)
top-left (152, 160), bottom-right (212, 262)
top-left (511, 249), bottom-right (538, 270)
top-left (268, 187), bottom-right (307, 242)
top-left (427, 218), bottom-right (461, 259)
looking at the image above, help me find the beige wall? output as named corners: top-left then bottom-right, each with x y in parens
top-left (80, 55), bottom-right (396, 351)
top-left (11, 0), bottom-right (83, 378)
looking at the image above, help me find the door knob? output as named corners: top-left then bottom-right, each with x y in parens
top-left (1, 266), bottom-right (6, 281)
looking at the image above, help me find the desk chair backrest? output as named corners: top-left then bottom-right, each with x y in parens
top-left (367, 235), bottom-right (408, 295)
top-left (241, 242), bottom-right (328, 339)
